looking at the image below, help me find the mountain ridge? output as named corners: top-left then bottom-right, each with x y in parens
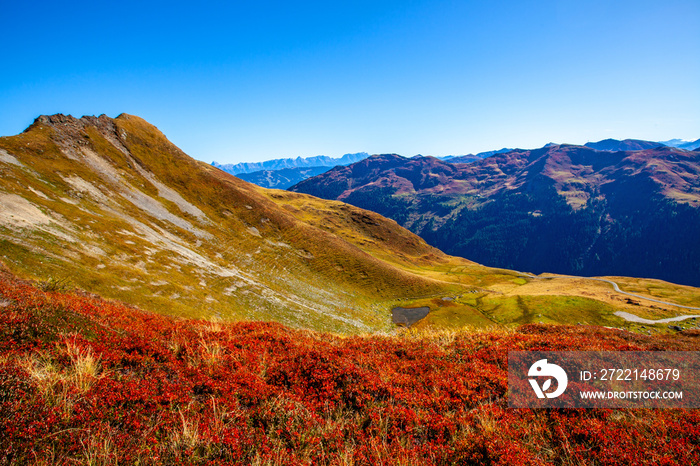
top-left (661, 138), bottom-right (700, 151)
top-left (220, 138), bottom-right (698, 190)
top-left (290, 144), bottom-right (700, 286)
top-left (213, 152), bottom-right (369, 175)
top-left (584, 138), bottom-right (664, 152)
top-left (441, 148), bottom-right (514, 164)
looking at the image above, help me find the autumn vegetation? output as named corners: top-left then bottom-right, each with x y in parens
top-left (1, 267), bottom-right (699, 465)
top-left (2, 114), bottom-right (700, 464)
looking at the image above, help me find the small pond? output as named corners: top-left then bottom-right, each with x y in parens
top-left (391, 306), bottom-right (430, 327)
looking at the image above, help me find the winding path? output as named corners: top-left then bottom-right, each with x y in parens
top-left (585, 278), bottom-right (700, 311)
top-left (613, 311), bottom-right (700, 325)
top-left (520, 273), bottom-right (700, 324)
top-left (584, 278), bottom-right (700, 324)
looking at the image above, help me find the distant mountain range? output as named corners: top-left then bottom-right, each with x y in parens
top-left (583, 139), bottom-right (665, 151)
top-left (230, 150), bottom-right (513, 189)
top-left (582, 138), bottom-right (700, 152)
top-left (440, 148), bottom-right (514, 164)
top-left (236, 166), bottom-right (332, 189)
top-left (213, 152), bottom-right (369, 175)
top-left (290, 143), bottom-right (700, 286)
top-left (660, 138), bottom-right (700, 151)
top-left (227, 139), bottom-right (699, 189)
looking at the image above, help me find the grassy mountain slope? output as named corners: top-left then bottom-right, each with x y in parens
top-left (1, 268), bottom-right (699, 465)
top-left (2, 114), bottom-right (699, 333)
top-left (290, 146), bottom-right (700, 286)
top-left (0, 114), bottom-right (460, 333)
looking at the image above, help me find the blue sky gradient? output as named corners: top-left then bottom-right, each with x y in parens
top-left (2, 0), bottom-right (698, 163)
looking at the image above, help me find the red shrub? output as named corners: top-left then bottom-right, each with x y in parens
top-left (0, 269), bottom-right (698, 465)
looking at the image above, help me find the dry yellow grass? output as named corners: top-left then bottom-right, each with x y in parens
top-left (2, 114), bottom-right (699, 336)
top-left (17, 339), bottom-right (102, 420)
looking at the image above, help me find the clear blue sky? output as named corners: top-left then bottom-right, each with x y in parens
top-left (2, 0), bottom-right (698, 163)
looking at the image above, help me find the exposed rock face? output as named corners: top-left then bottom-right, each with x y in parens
top-left (29, 113), bottom-right (120, 136)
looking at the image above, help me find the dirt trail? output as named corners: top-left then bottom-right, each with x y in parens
top-left (586, 278), bottom-right (700, 311)
top-left (519, 273), bottom-right (700, 324)
top-left (613, 311), bottom-right (700, 325)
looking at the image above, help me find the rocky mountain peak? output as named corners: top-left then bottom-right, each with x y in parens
top-left (27, 113), bottom-right (114, 131)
